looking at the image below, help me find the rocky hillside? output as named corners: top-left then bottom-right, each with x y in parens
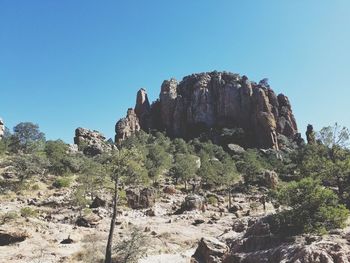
top-left (116, 71), bottom-right (298, 150)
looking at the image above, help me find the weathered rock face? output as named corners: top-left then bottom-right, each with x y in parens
top-left (115, 108), bottom-right (141, 143)
top-left (0, 118), bottom-right (4, 140)
top-left (74, 127), bottom-right (115, 156)
top-left (116, 71), bottom-right (298, 149)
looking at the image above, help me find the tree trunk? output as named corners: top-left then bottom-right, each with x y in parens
top-left (228, 187), bottom-right (232, 210)
top-left (105, 178), bottom-right (119, 263)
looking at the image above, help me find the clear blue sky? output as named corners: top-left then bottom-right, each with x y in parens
top-left (1, 1), bottom-right (349, 143)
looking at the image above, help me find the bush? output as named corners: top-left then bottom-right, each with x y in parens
top-left (273, 178), bottom-right (349, 235)
top-left (20, 207), bottom-right (38, 218)
top-left (53, 176), bottom-right (72, 188)
top-left (207, 196), bottom-right (218, 205)
top-left (0, 211), bottom-right (18, 225)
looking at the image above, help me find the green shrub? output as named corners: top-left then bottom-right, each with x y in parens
top-left (53, 176), bottom-right (72, 188)
top-left (207, 196), bottom-right (218, 205)
top-left (31, 183), bottom-right (40, 190)
top-left (273, 178), bottom-right (349, 235)
top-left (20, 207), bottom-right (38, 218)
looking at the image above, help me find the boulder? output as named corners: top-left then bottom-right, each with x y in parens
top-left (0, 230), bottom-right (28, 246)
top-left (74, 127), bottom-right (115, 156)
top-left (116, 71), bottom-right (298, 150)
top-left (181, 195), bottom-right (206, 212)
top-left (264, 170), bottom-right (279, 189)
top-left (90, 196), bottom-right (106, 208)
top-left (227, 144), bottom-right (246, 155)
top-left (191, 237), bottom-right (229, 263)
top-left (163, 185), bottom-right (177, 195)
top-left (126, 188), bottom-right (156, 209)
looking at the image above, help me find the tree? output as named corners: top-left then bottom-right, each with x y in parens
top-left (10, 153), bottom-right (49, 182)
top-left (104, 148), bottom-right (146, 263)
top-left (170, 153), bottom-right (199, 189)
top-left (114, 227), bottom-right (149, 263)
top-left (274, 178), bottom-right (349, 234)
top-left (292, 124), bottom-right (350, 209)
top-left (44, 140), bottom-right (70, 175)
top-left (9, 122), bottom-right (45, 153)
top-left (237, 149), bottom-right (266, 185)
top-left (78, 158), bottom-right (106, 201)
top-left (145, 144), bottom-right (171, 183)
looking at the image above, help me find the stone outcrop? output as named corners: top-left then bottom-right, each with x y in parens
top-left (191, 237), bottom-right (229, 263)
top-left (115, 108), bottom-right (141, 143)
top-left (116, 71), bottom-right (298, 149)
top-left (306, 124), bottom-right (316, 144)
top-left (191, 218), bottom-right (350, 263)
top-left (74, 127), bottom-right (115, 156)
top-left (0, 118), bottom-right (4, 140)
top-left (125, 188), bottom-right (156, 209)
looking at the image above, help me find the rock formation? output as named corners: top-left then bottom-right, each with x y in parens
top-left (116, 71), bottom-right (298, 149)
top-left (115, 108), bottom-right (141, 143)
top-left (74, 127), bottom-right (115, 156)
top-left (125, 188), bottom-right (156, 209)
top-left (306, 124), bottom-right (316, 144)
top-left (0, 118), bottom-right (4, 140)
top-left (191, 218), bottom-right (350, 263)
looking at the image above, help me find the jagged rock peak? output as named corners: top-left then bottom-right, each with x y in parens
top-left (115, 71), bottom-right (298, 149)
top-left (134, 88), bottom-right (151, 130)
top-left (0, 118), bottom-right (4, 140)
top-left (115, 108), bottom-right (140, 143)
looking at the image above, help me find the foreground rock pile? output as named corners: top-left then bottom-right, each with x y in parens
top-left (116, 71), bottom-right (299, 149)
top-left (191, 218), bottom-right (350, 263)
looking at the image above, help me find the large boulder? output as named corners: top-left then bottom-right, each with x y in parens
top-left (0, 230), bottom-right (28, 246)
top-left (74, 127), bottom-right (115, 156)
top-left (181, 195), bottom-right (206, 212)
top-left (126, 188), bottom-right (156, 209)
top-left (191, 237), bottom-right (229, 263)
top-left (116, 71), bottom-right (298, 150)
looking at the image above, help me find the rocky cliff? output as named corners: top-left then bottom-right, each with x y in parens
top-left (115, 71), bottom-right (298, 149)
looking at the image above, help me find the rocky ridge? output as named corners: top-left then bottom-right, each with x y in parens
top-left (116, 71), bottom-right (299, 149)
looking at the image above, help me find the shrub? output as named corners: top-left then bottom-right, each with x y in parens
top-left (207, 196), bottom-right (218, 205)
top-left (20, 207), bottom-right (38, 218)
top-left (273, 178), bottom-right (349, 235)
top-left (53, 176), bottom-right (72, 188)
top-left (0, 211), bottom-right (18, 225)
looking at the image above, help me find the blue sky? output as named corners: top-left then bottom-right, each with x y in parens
top-left (1, 1), bottom-right (349, 143)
